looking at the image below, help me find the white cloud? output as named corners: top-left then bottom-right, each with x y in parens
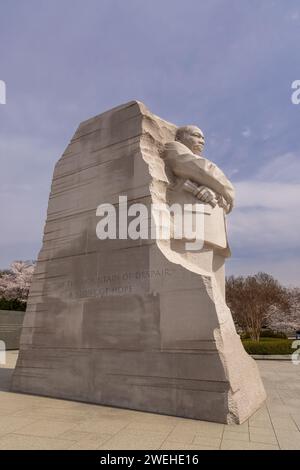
top-left (288, 11), bottom-right (300, 21)
top-left (227, 152), bottom-right (300, 285)
top-left (228, 190), bottom-right (300, 252)
top-left (233, 181), bottom-right (300, 210)
top-left (228, 189), bottom-right (300, 285)
top-left (241, 127), bottom-right (251, 138)
top-left (256, 152), bottom-right (300, 183)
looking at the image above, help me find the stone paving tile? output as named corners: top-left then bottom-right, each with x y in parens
top-left (161, 441), bottom-right (219, 450)
top-left (68, 439), bottom-right (108, 450)
top-left (225, 422), bottom-right (249, 433)
top-left (169, 419), bottom-right (224, 444)
top-left (271, 416), bottom-right (298, 431)
top-left (67, 433), bottom-right (113, 450)
top-left (0, 406), bottom-right (20, 417)
top-left (124, 421), bottom-right (176, 434)
top-left (0, 394), bottom-right (75, 411)
top-left (249, 410), bottom-right (272, 428)
top-left (0, 416), bottom-right (40, 437)
top-left (222, 431), bottom-right (250, 442)
top-left (249, 420), bottom-right (274, 431)
top-left (290, 414), bottom-right (300, 432)
top-left (274, 431), bottom-right (300, 450)
top-left (221, 439), bottom-right (279, 450)
top-left (0, 396), bottom-right (37, 412)
top-left (15, 418), bottom-right (79, 438)
top-left (98, 429), bottom-right (167, 450)
top-left (25, 405), bottom-right (94, 418)
top-left (267, 404), bottom-right (291, 419)
top-left (72, 418), bottom-right (132, 435)
top-left (165, 427), bottom-right (197, 445)
top-left (199, 427), bottom-right (225, 438)
top-left (173, 421), bottom-right (224, 438)
top-left (10, 410), bottom-right (90, 424)
top-left (250, 405), bottom-right (269, 418)
top-left (129, 413), bottom-right (179, 425)
top-left (249, 428), bottom-right (278, 445)
top-left (0, 433), bottom-right (74, 450)
top-left (192, 434), bottom-right (221, 448)
top-left (59, 430), bottom-right (112, 442)
top-left (277, 389), bottom-right (299, 400)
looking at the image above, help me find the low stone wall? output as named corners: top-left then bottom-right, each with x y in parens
top-left (0, 310), bottom-right (25, 350)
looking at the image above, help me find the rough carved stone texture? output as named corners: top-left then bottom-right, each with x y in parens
top-left (12, 101), bottom-right (266, 423)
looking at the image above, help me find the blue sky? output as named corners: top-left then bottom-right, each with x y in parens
top-left (0, 0), bottom-right (300, 285)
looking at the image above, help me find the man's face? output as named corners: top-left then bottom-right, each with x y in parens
top-left (181, 126), bottom-right (205, 155)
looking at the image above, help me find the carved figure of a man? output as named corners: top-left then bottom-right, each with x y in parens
top-left (163, 125), bottom-right (235, 297)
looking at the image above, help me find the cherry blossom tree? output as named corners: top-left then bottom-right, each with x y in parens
top-left (266, 287), bottom-right (300, 334)
top-left (0, 261), bottom-right (36, 305)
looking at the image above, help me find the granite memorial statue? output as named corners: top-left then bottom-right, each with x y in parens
top-left (12, 101), bottom-right (266, 424)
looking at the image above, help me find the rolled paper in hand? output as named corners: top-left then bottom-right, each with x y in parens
top-left (182, 179), bottom-right (201, 196)
top-left (183, 180), bottom-right (218, 207)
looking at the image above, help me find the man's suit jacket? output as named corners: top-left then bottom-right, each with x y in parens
top-left (163, 141), bottom-right (235, 257)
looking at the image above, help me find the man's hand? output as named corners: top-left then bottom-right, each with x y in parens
top-left (182, 180), bottom-right (216, 204)
top-left (217, 195), bottom-right (233, 214)
top-left (196, 186), bottom-right (217, 206)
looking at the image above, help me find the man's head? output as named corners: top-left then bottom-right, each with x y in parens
top-left (175, 125), bottom-right (205, 155)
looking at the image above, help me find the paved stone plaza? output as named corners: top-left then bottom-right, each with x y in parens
top-left (0, 352), bottom-right (299, 450)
